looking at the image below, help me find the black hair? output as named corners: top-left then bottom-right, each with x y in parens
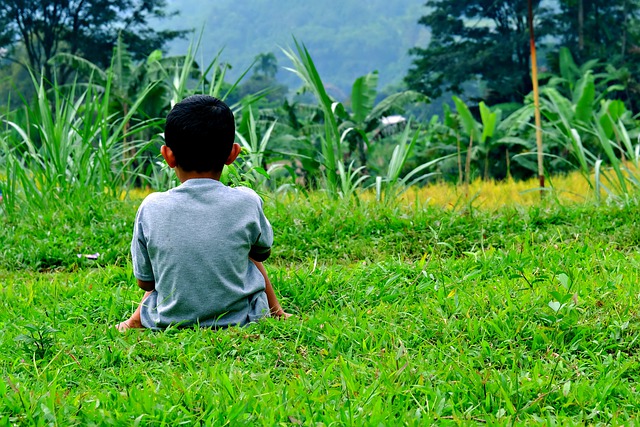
top-left (164, 95), bottom-right (236, 172)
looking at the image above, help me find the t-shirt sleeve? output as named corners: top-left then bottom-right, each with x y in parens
top-left (131, 205), bottom-right (154, 281)
top-left (249, 195), bottom-right (273, 261)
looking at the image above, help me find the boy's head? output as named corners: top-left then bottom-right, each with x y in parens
top-left (164, 95), bottom-right (236, 172)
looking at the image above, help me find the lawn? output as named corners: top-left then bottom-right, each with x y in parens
top-left (1, 183), bottom-right (640, 425)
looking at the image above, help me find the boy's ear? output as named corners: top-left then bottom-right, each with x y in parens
top-left (161, 145), bottom-right (177, 168)
top-left (225, 143), bottom-right (241, 165)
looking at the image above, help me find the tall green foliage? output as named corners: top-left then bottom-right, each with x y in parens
top-left (0, 73), bottom-right (159, 213)
top-left (374, 123), bottom-right (449, 203)
top-left (452, 96), bottom-right (479, 190)
top-left (478, 102), bottom-right (503, 180)
top-left (235, 106), bottom-right (279, 187)
top-left (283, 40), bottom-right (345, 198)
top-left (339, 71), bottom-right (425, 168)
top-left (497, 47), bottom-right (640, 201)
top-left (283, 41), bottom-right (441, 201)
top-left (566, 102), bottom-right (640, 202)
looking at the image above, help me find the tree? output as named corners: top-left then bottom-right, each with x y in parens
top-left (553, 0), bottom-right (640, 62)
top-left (551, 0), bottom-right (640, 110)
top-left (405, 0), bottom-right (553, 104)
top-left (253, 52), bottom-right (278, 80)
top-left (236, 52), bottom-right (288, 107)
top-left (0, 0), bottom-right (184, 84)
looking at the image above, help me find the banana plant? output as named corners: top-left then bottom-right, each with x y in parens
top-left (340, 71), bottom-right (378, 168)
top-left (450, 97), bottom-right (530, 184)
top-left (421, 105), bottom-right (463, 183)
top-left (594, 101), bottom-right (638, 200)
top-left (337, 71), bottom-right (424, 169)
top-left (452, 96), bottom-right (480, 192)
top-left (533, 58), bottom-right (639, 201)
top-left (375, 122), bottom-right (451, 203)
top-left (443, 104), bottom-right (463, 183)
top-left (283, 39), bottom-right (343, 198)
top-left (539, 70), bottom-right (612, 163)
top-left (235, 106), bottom-right (278, 187)
top-left (546, 47), bottom-right (625, 104)
top-left (504, 58), bottom-right (619, 178)
top-left (478, 102), bottom-right (501, 180)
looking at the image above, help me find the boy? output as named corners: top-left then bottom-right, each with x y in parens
top-left (117, 95), bottom-right (290, 331)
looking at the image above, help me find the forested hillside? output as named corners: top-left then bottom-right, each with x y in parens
top-left (160, 0), bottom-right (428, 96)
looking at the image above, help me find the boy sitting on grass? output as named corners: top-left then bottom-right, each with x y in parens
top-left (117, 95), bottom-right (290, 331)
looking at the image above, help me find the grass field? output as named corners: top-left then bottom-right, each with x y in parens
top-left (1, 177), bottom-right (640, 425)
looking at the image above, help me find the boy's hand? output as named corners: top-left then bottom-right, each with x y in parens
top-left (271, 308), bottom-right (292, 319)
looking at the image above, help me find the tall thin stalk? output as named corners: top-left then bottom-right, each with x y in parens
top-left (456, 132), bottom-right (463, 184)
top-left (452, 96), bottom-right (479, 197)
top-left (465, 135), bottom-right (473, 197)
top-left (528, 0), bottom-right (545, 191)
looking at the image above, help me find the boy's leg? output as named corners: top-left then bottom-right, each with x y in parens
top-left (116, 291), bottom-right (153, 331)
top-left (250, 260), bottom-right (291, 319)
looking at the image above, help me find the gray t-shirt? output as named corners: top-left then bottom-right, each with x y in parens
top-left (131, 178), bottom-right (273, 329)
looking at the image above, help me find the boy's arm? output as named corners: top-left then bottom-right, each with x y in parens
top-left (250, 259), bottom-right (291, 319)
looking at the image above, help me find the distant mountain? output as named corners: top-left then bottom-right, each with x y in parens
top-left (159, 0), bottom-right (429, 98)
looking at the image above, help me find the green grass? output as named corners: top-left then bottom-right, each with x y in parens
top-left (1, 195), bottom-right (640, 425)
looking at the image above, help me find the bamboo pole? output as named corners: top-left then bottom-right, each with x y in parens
top-left (578, 0), bottom-right (585, 53)
top-left (528, 0), bottom-right (544, 191)
top-left (465, 135), bottom-right (473, 198)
